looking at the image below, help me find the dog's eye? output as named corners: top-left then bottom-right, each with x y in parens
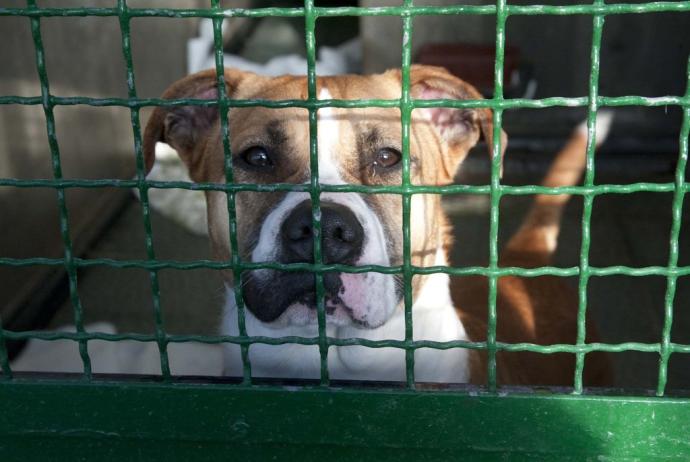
top-left (373, 148), bottom-right (402, 169)
top-left (241, 146), bottom-right (273, 168)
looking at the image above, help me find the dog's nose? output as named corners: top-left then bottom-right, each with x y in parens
top-left (281, 200), bottom-right (364, 264)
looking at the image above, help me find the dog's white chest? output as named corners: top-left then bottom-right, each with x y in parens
top-left (220, 272), bottom-right (470, 383)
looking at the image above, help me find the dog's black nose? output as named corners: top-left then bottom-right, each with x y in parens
top-left (281, 200), bottom-right (364, 264)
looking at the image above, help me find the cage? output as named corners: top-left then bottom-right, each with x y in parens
top-left (1, 0), bottom-right (689, 460)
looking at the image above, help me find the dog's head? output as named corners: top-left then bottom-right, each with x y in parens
top-left (143, 65), bottom-right (506, 330)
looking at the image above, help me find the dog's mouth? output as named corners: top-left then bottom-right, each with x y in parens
top-left (242, 271), bottom-right (345, 319)
top-left (241, 270), bottom-right (393, 329)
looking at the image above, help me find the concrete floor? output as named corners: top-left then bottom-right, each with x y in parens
top-left (42, 151), bottom-right (689, 392)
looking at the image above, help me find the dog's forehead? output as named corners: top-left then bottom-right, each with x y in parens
top-left (245, 73), bottom-right (401, 99)
top-left (229, 74), bottom-right (406, 151)
top-left (319, 73), bottom-right (401, 99)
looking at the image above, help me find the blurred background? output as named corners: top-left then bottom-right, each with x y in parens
top-left (1, 0), bottom-right (689, 390)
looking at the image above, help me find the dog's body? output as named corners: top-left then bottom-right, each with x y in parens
top-left (143, 66), bottom-right (611, 386)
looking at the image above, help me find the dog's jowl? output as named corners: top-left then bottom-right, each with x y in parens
top-left (143, 65), bottom-right (610, 386)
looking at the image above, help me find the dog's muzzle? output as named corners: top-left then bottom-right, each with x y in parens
top-left (243, 200), bottom-right (366, 323)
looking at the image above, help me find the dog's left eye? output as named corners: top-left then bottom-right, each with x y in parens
top-left (373, 148), bottom-right (402, 169)
top-left (241, 146), bottom-right (273, 169)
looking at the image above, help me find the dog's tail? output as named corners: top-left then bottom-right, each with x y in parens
top-left (502, 111), bottom-right (614, 267)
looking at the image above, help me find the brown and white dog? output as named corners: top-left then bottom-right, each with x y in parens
top-left (143, 65), bottom-right (611, 386)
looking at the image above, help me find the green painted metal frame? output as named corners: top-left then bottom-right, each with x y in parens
top-left (1, 379), bottom-right (690, 461)
top-left (0, 0), bottom-right (689, 458)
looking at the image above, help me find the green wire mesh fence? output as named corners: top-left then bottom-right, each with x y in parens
top-left (0, 0), bottom-right (689, 400)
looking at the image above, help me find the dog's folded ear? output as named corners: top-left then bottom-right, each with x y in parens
top-left (400, 65), bottom-right (508, 180)
top-left (142, 68), bottom-right (255, 178)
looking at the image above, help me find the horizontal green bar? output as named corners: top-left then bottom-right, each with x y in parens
top-left (2, 2), bottom-right (690, 19)
top-left (3, 328), bottom-right (689, 355)
top-left (0, 6), bottom-right (305, 18)
top-left (587, 265), bottom-right (690, 277)
top-left (412, 95), bottom-right (690, 109)
top-left (676, 344), bottom-right (690, 353)
top-left (508, 1), bottom-right (690, 15)
top-left (1, 95), bottom-right (688, 109)
top-left (0, 178), bottom-right (685, 197)
top-left (0, 96), bottom-right (401, 109)
top-left (1, 381), bottom-right (689, 461)
top-left (1, 257), bottom-right (690, 278)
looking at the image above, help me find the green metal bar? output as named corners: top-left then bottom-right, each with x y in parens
top-left (0, 314), bottom-right (10, 380)
top-left (587, 266), bottom-right (690, 277)
top-left (573, 0), bottom-right (605, 395)
top-left (210, 0), bottom-right (252, 385)
top-left (3, 328), bottom-right (686, 356)
top-left (674, 344), bottom-right (690, 354)
top-left (2, 381), bottom-right (690, 461)
top-left (3, 2), bottom-right (690, 19)
top-left (486, 0), bottom-right (508, 392)
top-left (401, 0), bottom-right (415, 389)
top-left (4, 95), bottom-right (690, 110)
top-left (116, 0), bottom-right (171, 380)
top-left (657, 56), bottom-right (690, 396)
top-left (2, 179), bottom-right (688, 197)
top-left (25, 0), bottom-right (92, 379)
top-left (305, 0), bottom-right (329, 386)
top-left (4, 256), bottom-right (690, 279)
top-left (1, 178), bottom-right (687, 201)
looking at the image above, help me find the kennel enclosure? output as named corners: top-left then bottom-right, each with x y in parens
top-left (1, 0), bottom-right (690, 460)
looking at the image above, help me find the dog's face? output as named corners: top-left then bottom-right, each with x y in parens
top-left (143, 65), bottom-right (504, 330)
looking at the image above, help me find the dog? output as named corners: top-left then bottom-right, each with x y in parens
top-left (142, 65), bottom-right (611, 386)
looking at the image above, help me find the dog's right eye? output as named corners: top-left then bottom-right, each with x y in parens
top-left (240, 146), bottom-right (273, 169)
top-left (373, 147), bottom-right (402, 169)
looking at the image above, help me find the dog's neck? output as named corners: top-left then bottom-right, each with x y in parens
top-left (221, 243), bottom-right (470, 383)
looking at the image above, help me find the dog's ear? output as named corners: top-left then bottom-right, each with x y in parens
top-left (399, 65), bottom-right (508, 181)
top-left (142, 68), bottom-right (256, 178)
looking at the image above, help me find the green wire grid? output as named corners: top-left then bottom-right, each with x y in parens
top-left (210, 0), bottom-right (253, 385)
top-left (0, 1), bottom-right (688, 398)
top-left (401, 0), bottom-right (415, 388)
top-left (24, 0), bottom-right (93, 380)
top-left (304, 0), bottom-right (330, 385)
top-left (3, 2), bottom-right (690, 18)
top-left (573, 0), bottom-right (605, 395)
top-left (658, 56), bottom-right (690, 396)
top-left (486, 0), bottom-right (507, 391)
top-left (117, 0), bottom-right (171, 380)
